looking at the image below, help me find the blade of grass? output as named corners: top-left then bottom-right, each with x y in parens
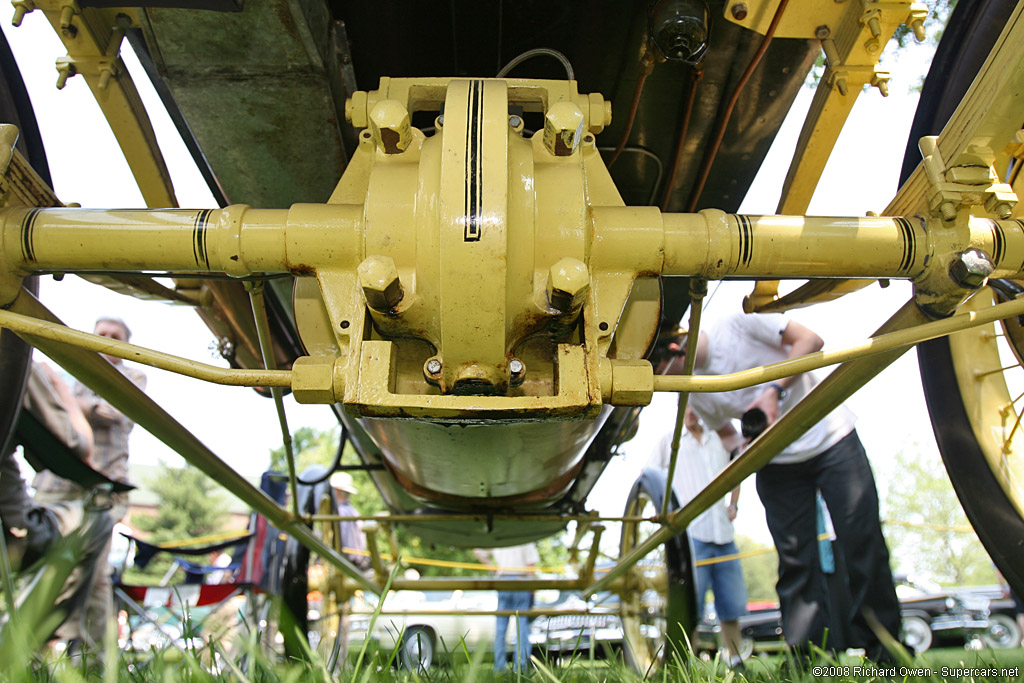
top-left (351, 562), bottom-right (399, 677)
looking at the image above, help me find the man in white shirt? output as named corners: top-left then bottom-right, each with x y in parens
top-left (474, 542), bottom-right (539, 672)
top-left (649, 407), bottom-right (747, 667)
top-left (663, 312), bottom-right (900, 659)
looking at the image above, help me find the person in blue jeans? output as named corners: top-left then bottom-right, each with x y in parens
top-left (649, 407), bottom-right (747, 668)
top-left (474, 543), bottom-right (540, 672)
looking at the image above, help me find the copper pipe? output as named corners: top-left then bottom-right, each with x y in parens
top-left (608, 56), bottom-right (656, 167)
top-left (685, 0), bottom-right (791, 212)
top-left (660, 66), bottom-right (703, 211)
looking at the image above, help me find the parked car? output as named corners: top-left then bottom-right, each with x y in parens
top-left (354, 588), bottom-right (567, 670)
top-left (952, 585), bottom-right (1023, 649)
top-left (529, 590), bottom-right (622, 659)
top-left (896, 575), bottom-right (992, 652)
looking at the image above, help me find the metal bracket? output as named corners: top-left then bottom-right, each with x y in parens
top-left (920, 136), bottom-right (1018, 221)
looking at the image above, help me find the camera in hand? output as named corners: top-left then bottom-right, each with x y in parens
top-left (741, 408), bottom-right (768, 440)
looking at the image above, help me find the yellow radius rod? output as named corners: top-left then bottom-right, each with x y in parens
top-left (1, 294), bottom-right (1022, 400)
top-left (0, 307), bottom-right (291, 387)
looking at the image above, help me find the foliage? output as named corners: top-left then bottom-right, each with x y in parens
top-left (124, 463), bottom-right (228, 584)
top-left (734, 535), bottom-right (778, 603)
top-left (881, 446), bottom-right (996, 586)
top-left (893, 0), bottom-right (956, 48)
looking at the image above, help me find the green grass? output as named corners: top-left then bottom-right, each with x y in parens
top-left (3, 637), bottom-right (1024, 682)
top-left (4, 557), bottom-right (1024, 681)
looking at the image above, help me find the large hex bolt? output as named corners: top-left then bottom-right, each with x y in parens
top-left (543, 102), bottom-right (586, 157)
top-left (358, 255), bottom-right (404, 312)
top-left (949, 249), bottom-right (995, 289)
top-left (369, 99), bottom-right (412, 155)
top-left (547, 257), bottom-right (590, 313)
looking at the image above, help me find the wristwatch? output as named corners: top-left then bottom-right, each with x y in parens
top-left (769, 382), bottom-right (788, 400)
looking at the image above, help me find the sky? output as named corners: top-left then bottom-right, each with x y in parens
top-left (1, 6), bottom-right (943, 548)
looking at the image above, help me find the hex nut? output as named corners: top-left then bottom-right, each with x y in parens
top-left (369, 99), bottom-right (412, 154)
top-left (547, 257), bottom-right (590, 312)
top-left (815, 25), bottom-right (830, 39)
top-left (731, 3), bottom-right (748, 20)
top-left (425, 357), bottom-right (442, 377)
top-left (543, 102), bottom-right (586, 157)
top-left (358, 255), bottom-right (404, 312)
top-left (949, 249), bottom-right (994, 289)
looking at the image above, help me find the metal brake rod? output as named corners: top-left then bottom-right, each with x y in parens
top-left (652, 294), bottom-right (1024, 393)
top-left (585, 299), bottom-right (984, 597)
top-left (7, 288), bottom-right (380, 595)
top-left (0, 308), bottom-right (292, 387)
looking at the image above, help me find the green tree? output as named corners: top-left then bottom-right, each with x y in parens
top-left (882, 447), bottom-right (996, 586)
top-left (126, 463), bottom-right (229, 584)
top-left (735, 535), bottom-right (778, 603)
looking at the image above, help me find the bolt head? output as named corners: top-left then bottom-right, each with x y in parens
top-left (949, 249), bottom-right (995, 289)
top-left (369, 99), bottom-right (412, 154)
top-left (425, 358), bottom-right (442, 376)
top-left (543, 102), bottom-right (586, 157)
top-left (547, 257), bottom-right (590, 312)
top-left (509, 359), bottom-right (524, 375)
top-left (358, 255), bottom-right (404, 312)
top-left (730, 3), bottom-right (748, 20)
top-left (815, 25), bottom-right (830, 40)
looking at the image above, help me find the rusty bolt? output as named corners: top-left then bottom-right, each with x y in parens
top-left (425, 357), bottom-right (442, 377)
top-left (369, 99), bottom-right (412, 155)
top-left (949, 249), bottom-right (995, 289)
top-left (543, 102), bottom-right (586, 157)
top-left (547, 257), bottom-right (590, 313)
top-left (815, 25), bottom-right (830, 40)
top-left (358, 255), bottom-right (404, 312)
top-left (730, 3), bottom-right (747, 20)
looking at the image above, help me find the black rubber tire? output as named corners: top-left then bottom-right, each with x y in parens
top-left (279, 467), bottom-right (344, 670)
top-left (900, 615), bottom-right (933, 654)
top-left (0, 26), bottom-right (49, 461)
top-left (398, 625), bottom-right (436, 671)
top-left (619, 468), bottom-right (698, 672)
top-left (909, 0), bottom-right (1024, 596)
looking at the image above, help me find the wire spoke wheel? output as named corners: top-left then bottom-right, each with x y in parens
top-left (920, 292), bottom-right (1024, 593)
top-left (903, 0), bottom-right (1024, 596)
top-left (618, 469), bottom-right (696, 673)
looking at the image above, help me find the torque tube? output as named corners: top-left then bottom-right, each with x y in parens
top-left (0, 205), bottom-right (292, 276)
top-left (660, 211), bottom-right (1024, 280)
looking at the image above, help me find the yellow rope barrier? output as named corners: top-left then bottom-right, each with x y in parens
top-left (152, 530), bottom-right (251, 550)
top-left (883, 519), bottom-right (974, 534)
